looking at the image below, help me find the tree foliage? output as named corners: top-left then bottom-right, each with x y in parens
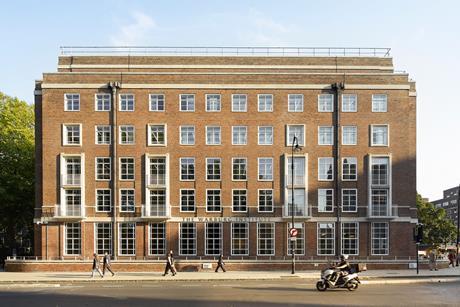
top-left (0, 91), bottom-right (34, 255)
top-left (416, 194), bottom-right (457, 247)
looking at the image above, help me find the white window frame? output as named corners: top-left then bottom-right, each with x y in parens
top-left (288, 94), bottom-right (304, 112)
top-left (341, 222), bottom-right (359, 256)
top-left (232, 94), bottom-right (247, 112)
top-left (179, 125), bottom-right (195, 145)
top-left (62, 123), bottom-right (82, 146)
top-left (258, 126), bottom-right (273, 145)
top-left (95, 157), bottom-right (111, 181)
top-left (341, 94), bottom-right (358, 112)
top-left (232, 189), bottom-right (247, 213)
top-left (342, 126), bottom-right (357, 145)
top-left (342, 157), bottom-right (358, 181)
top-left (206, 126), bottom-right (221, 145)
top-left (119, 125), bottom-right (135, 145)
top-left (258, 189), bottom-right (274, 213)
top-left (64, 93), bottom-right (80, 112)
top-left (342, 189), bottom-right (358, 213)
top-left (118, 222), bottom-right (136, 256)
top-left (318, 157), bottom-right (334, 181)
top-left (94, 222), bottom-right (112, 255)
top-left (286, 124), bottom-right (305, 146)
top-left (119, 157), bottom-right (135, 181)
top-left (179, 157), bottom-right (195, 181)
top-left (372, 94), bottom-right (388, 112)
top-left (232, 157), bottom-right (247, 181)
top-left (149, 94), bottom-right (165, 112)
top-left (206, 157), bottom-right (221, 181)
top-left (205, 94), bottom-right (221, 112)
top-left (95, 189), bottom-right (111, 212)
top-left (64, 222), bottom-right (81, 255)
top-left (205, 222), bottom-right (223, 256)
top-left (318, 189), bottom-right (334, 213)
top-left (148, 223), bottom-right (166, 256)
top-left (257, 222), bottom-right (275, 256)
top-left (119, 94), bottom-right (135, 112)
top-left (258, 157), bottom-right (273, 181)
top-left (179, 222), bottom-right (197, 256)
top-left (318, 94), bottom-right (334, 112)
top-left (180, 189), bottom-right (195, 212)
top-left (231, 222), bottom-right (249, 256)
top-left (318, 126), bottom-right (333, 145)
top-left (95, 93), bottom-right (111, 112)
top-left (119, 188), bottom-right (135, 213)
top-left (287, 222), bottom-right (305, 255)
top-left (317, 223), bottom-right (335, 256)
top-left (371, 124), bottom-right (389, 146)
top-left (206, 189), bottom-right (221, 212)
top-left (258, 94), bottom-right (273, 112)
top-left (371, 222), bottom-right (389, 255)
top-left (95, 125), bottom-right (111, 145)
top-left (179, 94), bottom-right (195, 112)
top-left (148, 124), bottom-right (167, 146)
top-left (232, 126), bottom-right (247, 145)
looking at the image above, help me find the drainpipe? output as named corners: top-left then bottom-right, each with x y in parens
top-left (332, 82), bottom-right (344, 257)
top-left (108, 81), bottom-right (120, 260)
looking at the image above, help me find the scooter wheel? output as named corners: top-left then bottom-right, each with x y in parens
top-left (347, 280), bottom-right (359, 291)
top-left (316, 281), bottom-right (327, 291)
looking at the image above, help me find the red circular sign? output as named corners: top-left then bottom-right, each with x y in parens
top-left (289, 228), bottom-right (298, 237)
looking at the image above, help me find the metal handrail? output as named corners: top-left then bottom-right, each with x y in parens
top-left (59, 46), bottom-right (391, 57)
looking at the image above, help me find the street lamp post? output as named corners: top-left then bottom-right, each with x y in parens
top-left (291, 135), bottom-right (300, 274)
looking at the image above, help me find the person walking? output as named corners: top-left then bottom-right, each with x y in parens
top-left (91, 253), bottom-right (103, 278)
top-left (215, 254), bottom-right (226, 272)
top-left (429, 248), bottom-right (438, 271)
top-left (103, 252), bottom-right (115, 276)
top-left (163, 250), bottom-right (176, 276)
top-left (447, 251), bottom-right (455, 268)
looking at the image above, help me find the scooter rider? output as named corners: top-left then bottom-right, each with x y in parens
top-left (332, 255), bottom-right (350, 284)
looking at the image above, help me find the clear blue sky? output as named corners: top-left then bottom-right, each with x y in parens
top-left (1, 0), bottom-right (459, 201)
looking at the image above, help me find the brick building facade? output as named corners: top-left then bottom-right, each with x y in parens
top-left (30, 47), bottom-right (417, 270)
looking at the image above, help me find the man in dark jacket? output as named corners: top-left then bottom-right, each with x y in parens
top-left (163, 250), bottom-right (176, 276)
top-left (215, 254), bottom-right (226, 272)
top-left (103, 252), bottom-right (115, 277)
top-left (90, 253), bottom-right (103, 278)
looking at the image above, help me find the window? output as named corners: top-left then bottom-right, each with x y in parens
top-left (206, 94), bottom-right (221, 112)
top-left (119, 125), bottom-right (135, 145)
top-left (318, 157), bottom-right (333, 181)
top-left (95, 125), bottom-right (111, 145)
top-left (342, 189), bottom-right (357, 212)
top-left (287, 189), bottom-right (306, 216)
top-left (342, 94), bottom-right (357, 112)
top-left (150, 94), bottom-right (165, 111)
top-left (342, 126), bottom-right (357, 145)
top-left (65, 94), bottom-right (80, 111)
top-left (65, 223), bottom-right (81, 255)
top-left (258, 158), bottom-right (273, 181)
top-left (286, 125), bottom-right (305, 146)
top-left (120, 189), bottom-right (135, 212)
top-left (342, 157), bottom-right (357, 180)
top-left (369, 157), bottom-right (390, 217)
top-left (63, 157), bottom-right (81, 186)
top-left (371, 189), bottom-right (389, 216)
top-left (317, 223), bottom-right (335, 255)
top-left (180, 126), bottom-right (195, 145)
top-left (206, 158), bottom-right (221, 181)
top-left (258, 94), bottom-right (273, 112)
top-left (120, 158), bottom-right (135, 180)
top-left (64, 189), bottom-right (82, 216)
top-left (180, 158), bottom-right (195, 181)
top-left (371, 157), bottom-right (389, 185)
top-left (371, 125), bottom-right (389, 146)
top-left (119, 94), bottom-right (135, 111)
top-left (258, 126), bottom-right (273, 145)
top-left (63, 124), bottom-right (81, 146)
top-left (119, 223), bottom-right (136, 255)
top-left (232, 158), bottom-right (247, 180)
top-left (258, 189), bottom-right (273, 212)
top-left (287, 223), bottom-right (305, 255)
top-left (371, 222), bottom-right (389, 255)
top-left (206, 189), bottom-right (221, 212)
top-left (180, 189), bottom-right (195, 212)
top-left (148, 124), bottom-right (166, 146)
top-left (95, 223), bottom-right (112, 255)
top-left (232, 190), bottom-right (247, 212)
top-left (318, 126), bottom-right (333, 145)
top-left (287, 156), bottom-right (305, 185)
top-left (231, 223), bottom-right (249, 255)
top-left (149, 189), bottom-right (166, 216)
top-left (232, 94), bottom-right (247, 112)
top-left (179, 222), bottom-right (196, 255)
top-left (342, 222), bottom-right (359, 255)
top-left (232, 126), bottom-right (247, 145)
top-left (318, 94), bottom-right (333, 112)
top-left (318, 189), bottom-right (333, 212)
top-left (95, 94), bottom-right (110, 111)
top-left (288, 94), bottom-right (303, 112)
top-left (257, 223), bottom-right (275, 255)
top-left (96, 189), bottom-right (111, 212)
top-left (148, 157), bottom-right (166, 185)
top-left (206, 126), bottom-right (221, 145)
top-left (149, 223), bottom-right (166, 255)
top-left (372, 94), bottom-right (387, 112)
top-left (205, 223), bottom-right (222, 255)
top-left (180, 94), bottom-right (195, 111)
top-left (96, 157), bottom-right (111, 180)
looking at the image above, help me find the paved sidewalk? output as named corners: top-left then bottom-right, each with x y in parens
top-left (0, 266), bottom-right (459, 285)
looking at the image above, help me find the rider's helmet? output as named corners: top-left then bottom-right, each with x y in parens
top-left (340, 254), bottom-right (348, 261)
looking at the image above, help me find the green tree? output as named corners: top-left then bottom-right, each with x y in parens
top-left (417, 194), bottom-right (457, 248)
top-left (0, 91), bottom-right (34, 257)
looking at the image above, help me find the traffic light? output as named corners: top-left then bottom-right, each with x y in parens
top-left (413, 224), bottom-right (423, 243)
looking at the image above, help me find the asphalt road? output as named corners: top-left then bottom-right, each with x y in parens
top-left (0, 280), bottom-right (458, 307)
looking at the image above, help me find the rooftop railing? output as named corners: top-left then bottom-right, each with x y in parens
top-left (60, 46), bottom-right (391, 57)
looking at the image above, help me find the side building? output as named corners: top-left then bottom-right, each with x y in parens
top-left (432, 186), bottom-right (459, 228)
top-left (29, 47), bottom-right (417, 271)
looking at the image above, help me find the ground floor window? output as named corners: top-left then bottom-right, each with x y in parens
top-left (231, 223), bottom-right (249, 255)
top-left (287, 223), bottom-right (305, 255)
top-left (180, 222), bottom-right (196, 255)
top-left (65, 222), bottom-right (81, 255)
top-left (95, 223), bottom-right (112, 255)
top-left (205, 223), bottom-right (222, 255)
top-left (149, 223), bottom-right (166, 255)
top-left (317, 223), bottom-right (335, 255)
top-left (341, 222), bottom-right (359, 255)
top-left (257, 223), bottom-right (275, 255)
top-left (372, 222), bottom-right (389, 255)
top-left (119, 223), bottom-right (136, 255)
